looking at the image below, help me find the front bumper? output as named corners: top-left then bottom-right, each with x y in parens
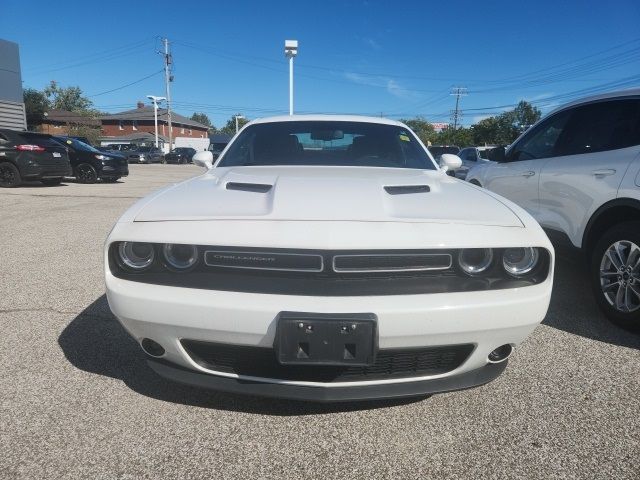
top-left (106, 271), bottom-right (551, 400)
top-left (101, 164), bottom-right (129, 177)
top-left (147, 357), bottom-right (508, 402)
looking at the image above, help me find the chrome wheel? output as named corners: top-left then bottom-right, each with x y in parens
top-left (599, 240), bottom-right (640, 313)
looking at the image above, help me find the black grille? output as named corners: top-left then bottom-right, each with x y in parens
top-left (181, 340), bottom-right (474, 383)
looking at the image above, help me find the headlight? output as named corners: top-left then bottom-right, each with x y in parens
top-left (118, 242), bottom-right (155, 270)
top-left (163, 244), bottom-right (198, 270)
top-left (95, 154), bottom-right (110, 160)
top-left (502, 247), bottom-right (539, 276)
top-left (458, 248), bottom-right (493, 275)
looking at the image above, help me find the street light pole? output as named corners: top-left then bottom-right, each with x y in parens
top-left (146, 95), bottom-right (166, 148)
top-left (234, 115), bottom-right (245, 133)
top-left (284, 40), bottom-right (298, 115)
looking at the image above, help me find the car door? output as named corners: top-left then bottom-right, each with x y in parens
top-left (483, 110), bottom-right (572, 219)
top-left (538, 98), bottom-right (640, 246)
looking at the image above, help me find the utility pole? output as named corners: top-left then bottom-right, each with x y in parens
top-left (163, 38), bottom-right (173, 151)
top-left (284, 40), bottom-right (298, 115)
top-left (450, 87), bottom-right (467, 130)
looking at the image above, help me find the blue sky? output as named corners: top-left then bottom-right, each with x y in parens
top-left (2, 0), bottom-right (640, 128)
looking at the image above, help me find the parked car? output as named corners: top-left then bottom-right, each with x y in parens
top-left (428, 145), bottom-right (460, 161)
top-left (455, 146), bottom-right (499, 179)
top-left (126, 146), bottom-right (164, 164)
top-left (53, 136), bottom-right (128, 183)
top-left (165, 147), bottom-right (196, 164)
top-left (102, 143), bottom-right (136, 152)
top-left (208, 134), bottom-right (231, 159)
top-left (105, 115), bottom-right (554, 401)
top-left (0, 129), bottom-right (71, 187)
top-left (466, 89), bottom-right (640, 330)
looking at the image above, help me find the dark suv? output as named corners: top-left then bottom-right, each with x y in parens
top-left (54, 136), bottom-right (128, 183)
top-left (165, 147), bottom-right (196, 164)
top-left (0, 129), bottom-right (71, 187)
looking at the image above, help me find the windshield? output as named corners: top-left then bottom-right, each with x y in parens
top-left (218, 121), bottom-right (436, 170)
top-left (56, 137), bottom-right (101, 153)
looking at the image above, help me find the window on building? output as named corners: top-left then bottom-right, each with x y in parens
top-left (181, 126), bottom-right (185, 134)
top-left (118, 121), bottom-right (124, 131)
top-left (132, 120), bottom-right (138, 131)
top-left (189, 128), bottom-right (192, 135)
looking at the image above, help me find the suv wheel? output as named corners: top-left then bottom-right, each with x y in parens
top-left (0, 162), bottom-right (21, 188)
top-left (591, 221), bottom-right (640, 331)
top-left (75, 163), bottom-right (98, 184)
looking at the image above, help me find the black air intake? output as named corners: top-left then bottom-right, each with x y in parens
top-left (226, 182), bottom-right (273, 193)
top-left (384, 185), bottom-right (430, 195)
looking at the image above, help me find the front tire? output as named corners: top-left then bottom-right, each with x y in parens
top-left (75, 163), bottom-right (98, 184)
top-left (590, 221), bottom-right (640, 331)
top-left (0, 162), bottom-right (21, 187)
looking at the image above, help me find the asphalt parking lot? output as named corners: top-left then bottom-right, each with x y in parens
top-left (1, 164), bottom-right (638, 479)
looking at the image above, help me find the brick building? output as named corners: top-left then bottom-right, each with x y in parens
top-left (100, 102), bottom-right (209, 144)
top-left (38, 109), bottom-right (101, 135)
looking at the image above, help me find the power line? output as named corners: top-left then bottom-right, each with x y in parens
top-left (87, 70), bottom-right (163, 97)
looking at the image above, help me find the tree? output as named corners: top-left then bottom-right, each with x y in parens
top-left (190, 112), bottom-right (212, 128)
top-left (220, 114), bottom-right (249, 135)
top-left (400, 117), bottom-right (435, 144)
top-left (43, 80), bottom-right (95, 113)
top-left (470, 101), bottom-right (542, 145)
top-left (23, 88), bottom-right (50, 130)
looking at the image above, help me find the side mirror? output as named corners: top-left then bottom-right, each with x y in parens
top-left (439, 154), bottom-right (462, 172)
top-left (193, 150), bottom-right (214, 169)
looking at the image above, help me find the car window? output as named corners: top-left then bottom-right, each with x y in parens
top-left (218, 121), bottom-right (436, 170)
top-left (460, 149), bottom-right (476, 161)
top-left (508, 110), bottom-right (571, 161)
top-left (555, 99), bottom-right (640, 156)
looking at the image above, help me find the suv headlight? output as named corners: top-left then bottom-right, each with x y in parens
top-left (502, 247), bottom-right (539, 277)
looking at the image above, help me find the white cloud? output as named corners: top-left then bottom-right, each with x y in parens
top-left (344, 72), bottom-right (419, 99)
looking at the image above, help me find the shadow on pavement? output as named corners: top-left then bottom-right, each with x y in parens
top-left (58, 295), bottom-right (425, 415)
top-left (543, 256), bottom-right (640, 349)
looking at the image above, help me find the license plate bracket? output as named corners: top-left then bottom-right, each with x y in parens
top-left (276, 312), bottom-right (377, 366)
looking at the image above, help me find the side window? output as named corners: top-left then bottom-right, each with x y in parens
top-left (460, 148), bottom-right (474, 161)
top-left (555, 99), bottom-right (640, 156)
top-left (509, 110), bottom-right (571, 161)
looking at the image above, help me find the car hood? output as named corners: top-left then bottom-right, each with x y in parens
top-left (133, 166), bottom-right (523, 227)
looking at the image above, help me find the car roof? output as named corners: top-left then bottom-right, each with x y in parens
top-left (248, 114), bottom-right (406, 127)
top-left (547, 87), bottom-right (640, 116)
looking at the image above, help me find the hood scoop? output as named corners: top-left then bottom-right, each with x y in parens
top-left (384, 185), bottom-right (430, 195)
top-left (226, 182), bottom-right (273, 193)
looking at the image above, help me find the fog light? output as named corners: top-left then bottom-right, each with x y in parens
top-left (141, 338), bottom-right (165, 357)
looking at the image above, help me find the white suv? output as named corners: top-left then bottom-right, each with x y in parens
top-left (466, 89), bottom-right (640, 330)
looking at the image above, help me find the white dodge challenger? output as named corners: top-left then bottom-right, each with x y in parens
top-left (105, 115), bottom-right (554, 402)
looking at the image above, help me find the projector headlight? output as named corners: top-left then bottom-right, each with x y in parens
top-left (163, 244), bottom-right (198, 270)
top-left (117, 242), bottom-right (155, 271)
top-left (502, 247), bottom-right (539, 277)
top-left (458, 248), bottom-right (493, 275)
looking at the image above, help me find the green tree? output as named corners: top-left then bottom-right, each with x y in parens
top-left (43, 80), bottom-right (95, 113)
top-left (190, 112), bottom-right (212, 128)
top-left (23, 88), bottom-right (50, 130)
top-left (470, 101), bottom-right (542, 145)
top-left (433, 126), bottom-right (473, 147)
top-left (400, 117), bottom-right (435, 144)
top-left (220, 114), bottom-right (249, 135)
